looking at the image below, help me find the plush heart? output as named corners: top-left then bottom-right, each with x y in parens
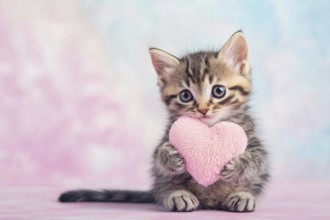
top-left (169, 117), bottom-right (247, 187)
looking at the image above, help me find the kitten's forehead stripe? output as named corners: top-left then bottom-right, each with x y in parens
top-left (209, 74), bottom-right (214, 84)
top-left (205, 56), bottom-right (210, 66)
top-left (201, 56), bottom-right (210, 81)
top-left (185, 58), bottom-right (196, 85)
top-left (185, 58), bottom-right (190, 76)
top-left (185, 78), bottom-right (190, 87)
top-left (184, 52), bottom-right (213, 90)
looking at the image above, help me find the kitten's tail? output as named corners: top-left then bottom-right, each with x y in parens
top-left (59, 189), bottom-right (154, 203)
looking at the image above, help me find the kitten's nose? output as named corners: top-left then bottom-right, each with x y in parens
top-left (198, 109), bottom-right (208, 115)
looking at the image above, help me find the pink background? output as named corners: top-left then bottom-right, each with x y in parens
top-left (1, 0), bottom-right (330, 191)
top-left (0, 0), bottom-right (159, 190)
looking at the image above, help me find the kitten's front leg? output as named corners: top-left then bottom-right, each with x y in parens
top-left (220, 147), bottom-right (267, 183)
top-left (154, 141), bottom-right (185, 175)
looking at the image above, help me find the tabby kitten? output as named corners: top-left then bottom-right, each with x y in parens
top-left (59, 31), bottom-right (269, 212)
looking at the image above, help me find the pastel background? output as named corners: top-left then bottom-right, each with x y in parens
top-left (1, 0), bottom-right (330, 192)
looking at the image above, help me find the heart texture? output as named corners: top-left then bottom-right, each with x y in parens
top-left (169, 117), bottom-right (247, 187)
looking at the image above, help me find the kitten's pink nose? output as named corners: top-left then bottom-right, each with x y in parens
top-left (198, 109), bottom-right (208, 115)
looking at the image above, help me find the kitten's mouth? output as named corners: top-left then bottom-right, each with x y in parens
top-left (199, 115), bottom-right (212, 120)
top-left (191, 115), bottom-right (210, 119)
top-left (185, 114), bottom-right (214, 122)
top-left (183, 114), bottom-right (217, 126)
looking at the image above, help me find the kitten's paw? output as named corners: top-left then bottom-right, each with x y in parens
top-left (164, 190), bottom-right (199, 212)
top-left (224, 192), bottom-right (255, 212)
top-left (220, 157), bottom-right (241, 182)
top-left (159, 142), bottom-right (185, 174)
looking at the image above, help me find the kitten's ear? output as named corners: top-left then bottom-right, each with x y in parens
top-left (149, 48), bottom-right (180, 80)
top-left (218, 31), bottom-right (250, 75)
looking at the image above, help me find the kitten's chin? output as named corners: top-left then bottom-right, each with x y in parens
top-left (198, 117), bottom-right (216, 127)
top-left (199, 116), bottom-right (222, 127)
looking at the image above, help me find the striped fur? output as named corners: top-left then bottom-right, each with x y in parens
top-left (58, 31), bottom-right (269, 213)
top-left (59, 190), bottom-right (153, 203)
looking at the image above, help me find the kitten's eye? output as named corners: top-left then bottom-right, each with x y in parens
top-left (212, 85), bottom-right (226, 99)
top-left (179, 90), bottom-right (193, 103)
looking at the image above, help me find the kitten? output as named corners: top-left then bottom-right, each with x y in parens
top-left (59, 31), bottom-right (269, 212)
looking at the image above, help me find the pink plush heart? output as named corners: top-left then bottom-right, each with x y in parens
top-left (169, 117), bottom-right (247, 187)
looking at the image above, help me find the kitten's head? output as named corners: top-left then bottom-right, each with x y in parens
top-left (149, 31), bottom-right (251, 126)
